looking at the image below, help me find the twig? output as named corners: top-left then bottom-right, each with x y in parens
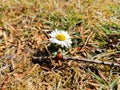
top-left (32, 56), bottom-right (120, 67)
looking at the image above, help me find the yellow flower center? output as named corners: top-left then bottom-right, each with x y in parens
top-left (56, 34), bottom-right (67, 41)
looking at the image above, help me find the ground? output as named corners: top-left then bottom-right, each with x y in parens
top-left (0, 0), bottom-right (120, 90)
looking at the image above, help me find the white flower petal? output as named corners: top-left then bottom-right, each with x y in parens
top-left (49, 29), bottom-right (72, 48)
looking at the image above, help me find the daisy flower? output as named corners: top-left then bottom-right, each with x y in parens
top-left (49, 29), bottom-right (72, 48)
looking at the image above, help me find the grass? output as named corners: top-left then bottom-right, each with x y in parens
top-left (0, 0), bottom-right (120, 90)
